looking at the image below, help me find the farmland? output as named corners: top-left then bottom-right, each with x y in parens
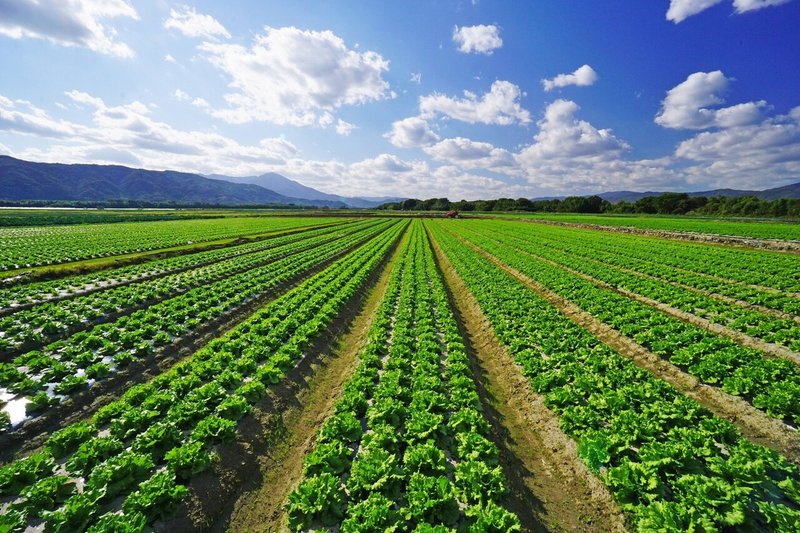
top-left (1, 212), bottom-right (799, 532)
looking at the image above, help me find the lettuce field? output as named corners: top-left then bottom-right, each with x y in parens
top-left (0, 213), bottom-right (799, 532)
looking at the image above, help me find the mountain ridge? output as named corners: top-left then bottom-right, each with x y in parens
top-left (533, 183), bottom-right (800, 203)
top-left (0, 156), bottom-right (348, 207)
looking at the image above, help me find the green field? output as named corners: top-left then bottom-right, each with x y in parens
top-left (478, 212), bottom-right (800, 241)
top-left (1, 213), bottom-right (799, 532)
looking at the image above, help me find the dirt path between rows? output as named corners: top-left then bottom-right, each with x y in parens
top-left (426, 224), bottom-right (628, 532)
top-left (217, 227), bottom-right (410, 533)
top-left (479, 216), bottom-right (800, 254)
top-left (444, 229), bottom-right (800, 467)
top-left (483, 233), bottom-right (800, 366)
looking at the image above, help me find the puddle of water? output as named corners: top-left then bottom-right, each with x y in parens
top-left (3, 397), bottom-right (30, 426)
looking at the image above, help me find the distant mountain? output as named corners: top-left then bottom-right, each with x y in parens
top-left (533, 182), bottom-right (800, 203)
top-left (0, 156), bottom-right (346, 207)
top-left (212, 172), bottom-right (405, 208)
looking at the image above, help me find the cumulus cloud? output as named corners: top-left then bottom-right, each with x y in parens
top-left (666, 0), bottom-right (792, 22)
top-left (655, 71), bottom-right (766, 129)
top-left (424, 137), bottom-right (515, 169)
top-left (671, 108), bottom-right (800, 188)
top-left (0, 0), bottom-right (138, 57)
top-left (452, 24), bottom-right (502, 55)
top-left (164, 5), bottom-right (230, 40)
top-left (199, 26), bottom-right (391, 126)
top-left (518, 99), bottom-right (629, 163)
top-left (419, 80), bottom-right (531, 125)
top-left (541, 65), bottom-right (598, 91)
top-left (384, 116), bottom-right (440, 148)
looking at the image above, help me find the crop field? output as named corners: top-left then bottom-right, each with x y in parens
top-left (482, 213), bottom-right (800, 242)
top-left (1, 213), bottom-right (799, 532)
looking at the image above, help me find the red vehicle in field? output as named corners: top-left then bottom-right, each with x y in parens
top-left (445, 210), bottom-right (459, 219)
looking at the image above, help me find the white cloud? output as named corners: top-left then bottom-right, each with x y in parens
top-left (164, 5), bottom-right (230, 40)
top-left (733, 0), bottom-right (793, 12)
top-left (174, 89), bottom-right (190, 101)
top-left (655, 71), bottom-right (766, 129)
top-left (0, 0), bottom-right (138, 57)
top-left (666, 0), bottom-right (792, 22)
top-left (0, 91), bottom-right (298, 176)
top-left (542, 64), bottom-right (598, 91)
top-left (191, 97), bottom-right (210, 109)
top-left (281, 154), bottom-right (523, 200)
top-left (410, 72), bottom-right (422, 85)
top-left (424, 137), bottom-right (515, 169)
top-left (518, 99), bottom-right (629, 163)
top-left (199, 26), bottom-right (391, 126)
top-left (384, 116), bottom-right (440, 148)
top-left (0, 96), bottom-right (84, 138)
top-left (335, 119), bottom-right (355, 136)
top-left (164, 54), bottom-right (177, 63)
top-left (419, 80), bottom-right (531, 125)
top-left (452, 24), bottom-right (502, 55)
top-left (672, 108), bottom-right (800, 188)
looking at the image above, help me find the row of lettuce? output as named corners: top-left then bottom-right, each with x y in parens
top-left (0, 219), bottom-right (406, 531)
top-left (286, 221), bottom-right (520, 531)
top-left (428, 220), bottom-right (800, 530)
top-left (477, 221), bottom-right (799, 352)
top-left (490, 220), bottom-right (799, 316)
top-left (0, 220), bottom-right (369, 354)
top-left (0, 220), bottom-right (390, 433)
top-left (447, 222), bottom-right (800, 427)
top-left (0, 216), bottom-right (333, 271)
top-left (0, 219), bottom-right (347, 311)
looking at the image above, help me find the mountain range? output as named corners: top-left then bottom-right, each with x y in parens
top-left (1, 155), bottom-right (798, 207)
top-left (0, 156), bottom-right (396, 208)
top-left (534, 182), bottom-right (800, 203)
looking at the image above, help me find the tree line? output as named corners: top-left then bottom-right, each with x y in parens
top-left (377, 193), bottom-right (800, 218)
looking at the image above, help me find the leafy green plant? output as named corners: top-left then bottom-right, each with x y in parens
top-left (286, 473), bottom-right (346, 531)
top-left (122, 470), bottom-right (188, 522)
top-left (45, 422), bottom-right (95, 458)
top-left (0, 452), bottom-right (55, 496)
top-left (165, 440), bottom-right (214, 480)
top-left (190, 415), bottom-right (237, 444)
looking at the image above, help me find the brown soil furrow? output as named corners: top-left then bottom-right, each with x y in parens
top-left (490, 237), bottom-right (800, 367)
top-left (427, 224), bottom-right (628, 532)
top-left (446, 229), bottom-right (800, 467)
top-left (182, 225), bottom-right (410, 533)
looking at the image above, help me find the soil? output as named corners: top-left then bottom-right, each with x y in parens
top-left (481, 216), bottom-right (800, 254)
top-left (426, 224), bottom-right (628, 533)
top-left (0, 229), bottom-right (380, 463)
top-left (157, 225), bottom-right (409, 532)
top-left (452, 233), bottom-right (800, 466)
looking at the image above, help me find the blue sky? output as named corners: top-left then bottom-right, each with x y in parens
top-left (1, 0), bottom-right (799, 199)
